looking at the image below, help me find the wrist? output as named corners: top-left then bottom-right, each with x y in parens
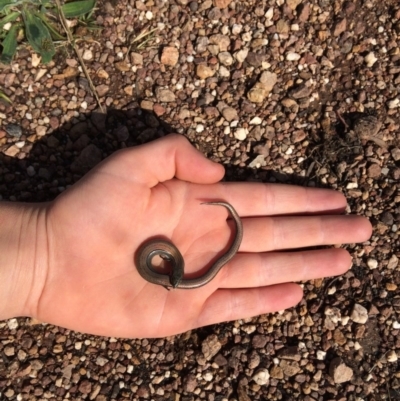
top-left (0, 202), bottom-right (49, 320)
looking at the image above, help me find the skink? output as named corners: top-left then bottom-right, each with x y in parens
top-left (136, 201), bottom-right (243, 289)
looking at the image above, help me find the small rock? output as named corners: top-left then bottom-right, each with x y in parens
top-left (155, 87), bottom-right (176, 102)
top-left (222, 107), bottom-right (238, 121)
top-left (161, 47), bottom-right (179, 66)
top-left (213, 0), bottom-right (232, 8)
top-left (367, 259), bottom-right (378, 269)
top-left (153, 104), bottom-right (166, 116)
top-left (96, 84), bottom-right (110, 97)
top-left (286, 0), bottom-right (302, 10)
top-left (367, 164), bottom-right (381, 178)
top-left (130, 52), bottom-right (143, 65)
top-left (208, 7), bottom-right (221, 20)
top-left (115, 60), bottom-right (130, 72)
top-left (329, 358), bottom-right (353, 383)
top-left (292, 130), bottom-right (306, 143)
top-left (280, 360), bottom-right (301, 377)
top-left (252, 335), bottom-right (268, 348)
top-left (289, 84), bottom-right (311, 99)
top-left (196, 65), bottom-right (216, 79)
top-left (333, 18), bottom-right (347, 36)
top-left (365, 52), bottom-right (378, 67)
top-left (350, 303), bottom-right (368, 324)
top-left (234, 128), bottom-right (248, 140)
top-left (78, 380), bottom-right (92, 394)
top-left (246, 52), bottom-right (264, 67)
top-left (183, 374), bottom-right (197, 392)
top-left (391, 148), bottom-right (400, 161)
top-left (387, 350), bottom-right (398, 363)
top-left (387, 98), bottom-right (399, 109)
top-left (71, 144), bottom-right (102, 173)
top-left (387, 254), bottom-right (398, 270)
top-left (259, 71), bottom-right (278, 91)
top-left (82, 49), bottom-right (93, 60)
top-left (4, 145), bottom-right (19, 157)
top-left (286, 52), bottom-right (301, 61)
top-left (202, 335), bottom-right (221, 360)
top-left (252, 369), bottom-right (270, 385)
top-left (249, 155), bottom-right (267, 168)
top-left (270, 365), bottom-right (284, 379)
top-left (235, 49), bottom-right (249, 63)
top-left (5, 123), bottom-right (22, 138)
top-left (249, 117), bottom-right (262, 125)
top-left (218, 51), bottom-right (234, 66)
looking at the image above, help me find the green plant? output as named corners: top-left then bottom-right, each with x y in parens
top-left (0, 88), bottom-right (12, 103)
top-left (0, 0), bottom-right (97, 64)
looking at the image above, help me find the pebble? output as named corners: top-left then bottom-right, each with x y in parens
top-left (234, 128), bottom-right (248, 140)
top-left (367, 258), bottom-right (378, 269)
top-left (155, 87), bottom-right (176, 102)
top-left (387, 350), bottom-right (398, 363)
top-left (329, 358), bottom-right (353, 383)
top-left (161, 47), bottom-right (179, 66)
top-left (365, 52), bottom-right (378, 67)
top-left (5, 124), bottom-right (22, 138)
top-left (252, 369), bottom-right (270, 385)
top-left (249, 117), bottom-right (262, 125)
top-left (387, 98), bottom-right (399, 109)
top-left (286, 52), bottom-right (301, 61)
top-left (218, 51), bottom-right (234, 66)
top-left (196, 65), bottom-right (216, 79)
top-left (221, 107), bottom-right (238, 121)
top-left (350, 303), bottom-right (368, 324)
top-left (213, 0), bottom-right (232, 8)
top-left (247, 72), bottom-right (277, 103)
top-left (202, 335), bottom-right (221, 360)
top-left (387, 254), bottom-right (398, 269)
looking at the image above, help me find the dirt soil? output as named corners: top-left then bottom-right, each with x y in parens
top-left (0, 0), bottom-right (400, 400)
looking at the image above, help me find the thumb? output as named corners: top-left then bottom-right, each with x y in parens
top-left (107, 134), bottom-right (225, 187)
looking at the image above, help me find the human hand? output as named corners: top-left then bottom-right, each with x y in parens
top-left (16, 135), bottom-right (371, 338)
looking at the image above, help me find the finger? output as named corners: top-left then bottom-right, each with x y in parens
top-left (108, 134), bottom-right (225, 186)
top-left (240, 215), bottom-right (372, 251)
top-left (219, 248), bottom-right (351, 289)
top-left (195, 284), bottom-right (303, 328)
top-left (213, 182), bottom-right (348, 215)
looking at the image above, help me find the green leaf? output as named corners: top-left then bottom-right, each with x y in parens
top-left (22, 8), bottom-right (55, 64)
top-left (62, 0), bottom-right (96, 18)
top-left (0, 23), bottom-right (17, 64)
top-left (0, 0), bottom-right (13, 12)
top-left (0, 90), bottom-right (12, 103)
top-left (33, 11), bottom-right (65, 40)
top-left (0, 11), bottom-right (20, 29)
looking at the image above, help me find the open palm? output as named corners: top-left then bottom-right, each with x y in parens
top-left (30, 135), bottom-right (371, 338)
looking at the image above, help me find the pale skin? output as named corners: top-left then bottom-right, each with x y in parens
top-left (0, 135), bottom-right (372, 338)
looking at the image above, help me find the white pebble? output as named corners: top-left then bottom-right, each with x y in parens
top-left (249, 116), bottom-right (262, 125)
top-left (145, 11), bottom-right (153, 20)
top-left (364, 52), bottom-right (377, 67)
top-left (316, 350), bottom-right (326, 360)
top-left (350, 303), bottom-right (368, 324)
top-left (392, 321), bottom-right (400, 329)
top-left (367, 259), bottom-right (378, 269)
top-left (387, 98), bottom-right (399, 109)
top-left (286, 52), bottom-right (301, 61)
top-left (387, 350), bottom-right (398, 363)
top-left (252, 369), bottom-right (270, 385)
top-left (234, 128), bottom-right (248, 140)
top-left (196, 124), bottom-right (204, 133)
top-left (81, 101), bottom-right (88, 110)
top-left (203, 372), bottom-right (213, 381)
top-left (82, 49), bottom-right (93, 60)
top-left (232, 24), bottom-right (243, 34)
top-left (7, 319), bottom-right (18, 330)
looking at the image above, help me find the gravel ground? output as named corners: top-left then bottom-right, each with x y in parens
top-left (1, 0), bottom-right (400, 399)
